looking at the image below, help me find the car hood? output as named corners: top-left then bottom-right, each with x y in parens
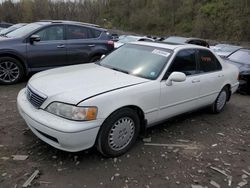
top-left (114, 42), bottom-right (124, 48)
top-left (28, 63), bottom-right (149, 105)
top-left (0, 36), bottom-right (21, 45)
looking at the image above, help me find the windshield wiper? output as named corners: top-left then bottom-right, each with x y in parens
top-left (110, 67), bottom-right (130, 74)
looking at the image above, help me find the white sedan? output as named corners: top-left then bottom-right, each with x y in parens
top-left (17, 42), bottom-right (239, 157)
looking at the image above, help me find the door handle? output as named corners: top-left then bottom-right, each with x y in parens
top-left (192, 79), bottom-right (200, 83)
top-left (88, 44), bottom-right (95, 47)
top-left (218, 74), bottom-right (224, 78)
top-left (57, 44), bottom-right (65, 48)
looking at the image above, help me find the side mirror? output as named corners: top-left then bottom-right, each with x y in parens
top-left (166, 72), bottom-right (186, 86)
top-left (30, 35), bottom-right (41, 44)
top-left (101, 55), bottom-right (106, 59)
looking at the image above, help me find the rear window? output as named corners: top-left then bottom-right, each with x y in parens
top-left (228, 49), bottom-right (250, 64)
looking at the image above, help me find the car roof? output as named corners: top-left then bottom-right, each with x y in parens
top-left (165, 36), bottom-right (207, 43)
top-left (37, 20), bottom-right (105, 31)
top-left (132, 41), bottom-right (209, 51)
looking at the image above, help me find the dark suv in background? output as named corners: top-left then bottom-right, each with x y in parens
top-left (0, 20), bottom-right (114, 84)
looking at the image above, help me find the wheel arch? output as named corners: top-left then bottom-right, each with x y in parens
top-left (222, 83), bottom-right (232, 101)
top-left (0, 52), bottom-right (28, 75)
top-left (95, 105), bottom-right (147, 145)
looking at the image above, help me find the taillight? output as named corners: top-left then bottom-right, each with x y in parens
top-left (107, 40), bottom-right (114, 45)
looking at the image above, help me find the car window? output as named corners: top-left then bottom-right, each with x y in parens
top-left (92, 29), bottom-right (101, 38)
top-left (166, 49), bottom-right (197, 77)
top-left (198, 50), bottom-right (222, 73)
top-left (66, 25), bottom-right (92, 39)
top-left (35, 26), bottom-right (64, 41)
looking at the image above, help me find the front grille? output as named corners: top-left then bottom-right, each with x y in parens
top-left (26, 86), bottom-right (47, 108)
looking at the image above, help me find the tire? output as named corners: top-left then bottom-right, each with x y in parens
top-left (0, 57), bottom-right (24, 85)
top-left (97, 108), bottom-right (140, 157)
top-left (210, 87), bottom-right (229, 114)
top-left (90, 55), bottom-right (102, 62)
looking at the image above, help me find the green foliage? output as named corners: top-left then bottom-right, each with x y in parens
top-left (0, 0), bottom-right (249, 41)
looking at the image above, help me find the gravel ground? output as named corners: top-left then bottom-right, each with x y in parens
top-left (0, 82), bottom-right (249, 188)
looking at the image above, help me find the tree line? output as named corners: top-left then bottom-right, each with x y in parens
top-left (0, 0), bottom-right (249, 42)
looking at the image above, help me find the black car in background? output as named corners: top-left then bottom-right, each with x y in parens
top-left (163, 36), bottom-right (210, 48)
top-left (0, 20), bottom-right (114, 84)
top-left (225, 48), bottom-right (250, 94)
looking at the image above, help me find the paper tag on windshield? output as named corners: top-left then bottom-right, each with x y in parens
top-left (152, 49), bottom-right (170, 57)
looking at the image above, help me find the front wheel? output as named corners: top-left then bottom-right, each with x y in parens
top-left (0, 57), bottom-right (24, 85)
top-left (97, 108), bottom-right (140, 157)
top-left (211, 87), bottom-right (229, 113)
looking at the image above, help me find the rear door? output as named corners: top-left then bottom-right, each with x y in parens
top-left (197, 49), bottom-right (224, 106)
top-left (27, 25), bottom-right (67, 69)
top-left (66, 25), bottom-right (99, 64)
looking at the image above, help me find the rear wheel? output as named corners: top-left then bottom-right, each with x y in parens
top-left (0, 57), bottom-right (24, 85)
top-left (211, 87), bottom-right (228, 113)
top-left (97, 108), bottom-right (140, 157)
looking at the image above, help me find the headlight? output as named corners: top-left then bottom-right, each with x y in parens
top-left (45, 102), bottom-right (97, 121)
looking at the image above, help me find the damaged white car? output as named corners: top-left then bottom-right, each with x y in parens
top-left (17, 42), bottom-right (239, 157)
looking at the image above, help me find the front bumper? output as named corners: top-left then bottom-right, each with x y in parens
top-left (17, 88), bottom-right (104, 152)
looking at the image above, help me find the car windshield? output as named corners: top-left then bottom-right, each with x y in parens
top-left (163, 36), bottom-right (187, 43)
top-left (118, 36), bottom-right (141, 43)
top-left (219, 45), bottom-right (241, 53)
top-left (228, 49), bottom-right (250, 64)
top-left (99, 44), bottom-right (172, 80)
top-left (0, 24), bottom-right (25, 35)
top-left (6, 23), bottom-right (43, 38)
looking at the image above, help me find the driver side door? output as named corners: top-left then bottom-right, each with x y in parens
top-left (26, 25), bottom-right (67, 71)
top-left (158, 49), bottom-right (201, 121)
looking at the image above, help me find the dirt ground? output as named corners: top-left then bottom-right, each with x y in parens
top-left (0, 82), bottom-right (249, 188)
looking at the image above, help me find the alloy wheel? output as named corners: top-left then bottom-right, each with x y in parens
top-left (0, 61), bottom-right (20, 83)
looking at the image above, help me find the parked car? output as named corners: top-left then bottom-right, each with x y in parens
top-left (17, 42), bottom-right (239, 157)
top-left (114, 35), bottom-right (154, 48)
top-left (163, 36), bottom-right (210, 48)
top-left (111, 33), bottom-right (119, 41)
top-left (224, 48), bottom-right (250, 94)
top-left (0, 22), bottom-right (13, 28)
top-left (0, 23), bottom-right (27, 36)
top-left (212, 44), bottom-right (242, 58)
top-left (0, 20), bottom-right (114, 84)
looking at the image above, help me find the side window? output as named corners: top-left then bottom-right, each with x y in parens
top-left (35, 26), bottom-right (64, 41)
top-left (66, 25), bottom-right (91, 39)
top-left (198, 50), bottom-right (222, 73)
top-left (92, 29), bottom-right (101, 38)
top-left (166, 49), bottom-right (197, 77)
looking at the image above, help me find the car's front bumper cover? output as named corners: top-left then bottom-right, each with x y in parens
top-left (17, 88), bottom-right (104, 152)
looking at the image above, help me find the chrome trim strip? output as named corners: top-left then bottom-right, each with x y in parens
top-left (159, 91), bottom-right (219, 110)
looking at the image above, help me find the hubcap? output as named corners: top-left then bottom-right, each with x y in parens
top-left (217, 91), bottom-right (227, 111)
top-left (108, 117), bottom-right (135, 151)
top-left (0, 61), bottom-right (19, 83)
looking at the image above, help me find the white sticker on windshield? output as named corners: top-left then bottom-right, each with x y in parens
top-left (152, 49), bottom-right (170, 57)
